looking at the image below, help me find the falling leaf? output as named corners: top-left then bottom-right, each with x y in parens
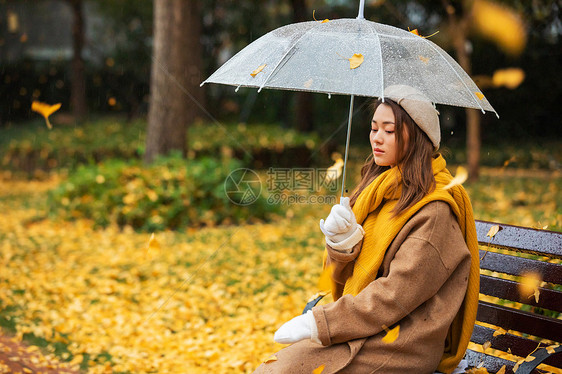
top-left (471, 0), bottom-right (526, 56)
top-left (486, 225), bottom-right (501, 238)
top-left (381, 325), bottom-right (400, 344)
top-left (482, 341), bottom-right (491, 352)
top-left (312, 364), bottom-right (325, 374)
top-left (31, 101), bottom-right (61, 129)
top-left (493, 327), bottom-right (507, 337)
top-left (250, 64), bottom-right (266, 77)
top-left (146, 233), bottom-right (160, 259)
top-left (418, 55), bottom-right (430, 64)
top-left (546, 345), bottom-right (559, 354)
top-left (264, 355), bottom-right (278, 363)
top-left (317, 264), bottom-right (334, 291)
top-left (519, 271), bottom-right (542, 303)
top-left (493, 68), bottom-right (525, 89)
top-left (496, 366), bottom-right (506, 374)
top-left (475, 92), bottom-right (485, 100)
top-left (324, 158), bottom-right (343, 184)
top-left (348, 53), bottom-right (364, 69)
top-left (442, 166), bottom-right (468, 190)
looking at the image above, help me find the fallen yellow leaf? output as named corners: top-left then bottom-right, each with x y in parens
top-left (493, 327), bottom-right (507, 337)
top-left (486, 225), bottom-right (501, 238)
top-left (264, 355), bottom-right (278, 363)
top-left (442, 166), bottom-right (468, 190)
top-left (546, 344), bottom-right (559, 354)
top-left (312, 364), bottom-right (325, 374)
top-left (482, 341), bottom-right (491, 352)
top-left (475, 92), bottom-right (485, 100)
top-left (312, 10), bottom-right (329, 23)
top-left (418, 55), bottom-right (430, 64)
top-left (348, 53), bottom-right (364, 69)
top-left (496, 366), bottom-right (506, 374)
top-left (381, 325), bottom-right (400, 344)
top-left (31, 101), bottom-right (61, 129)
top-left (524, 355), bottom-right (535, 362)
top-left (251, 64), bottom-right (266, 77)
top-left (146, 233), bottom-right (160, 259)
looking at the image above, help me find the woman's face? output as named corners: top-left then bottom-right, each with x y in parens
top-left (370, 103), bottom-right (402, 167)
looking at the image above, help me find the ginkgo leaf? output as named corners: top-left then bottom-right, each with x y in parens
top-left (546, 345), bottom-right (559, 354)
top-left (496, 366), bottom-right (506, 374)
top-left (324, 158), bottom-right (343, 184)
top-left (493, 327), bottom-right (507, 337)
top-left (475, 92), bottom-right (485, 100)
top-left (524, 355), bottom-right (535, 362)
top-left (442, 166), bottom-right (468, 190)
top-left (486, 225), bottom-right (501, 238)
top-left (349, 53), bottom-right (364, 69)
top-left (381, 325), bottom-right (400, 344)
top-left (264, 355), bottom-right (278, 363)
top-left (146, 233), bottom-right (160, 259)
top-left (31, 101), bottom-right (61, 129)
top-left (251, 64), bottom-right (266, 77)
top-left (312, 10), bottom-right (329, 23)
top-left (492, 68), bottom-right (525, 89)
top-left (418, 55), bottom-right (430, 64)
top-left (513, 359), bottom-right (523, 372)
top-left (312, 364), bottom-right (326, 374)
top-left (409, 28), bottom-right (439, 38)
top-left (519, 272), bottom-right (542, 302)
top-left (307, 291), bottom-right (329, 303)
top-left (482, 341), bottom-right (491, 352)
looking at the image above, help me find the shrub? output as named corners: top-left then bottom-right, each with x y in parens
top-left (48, 154), bottom-right (282, 231)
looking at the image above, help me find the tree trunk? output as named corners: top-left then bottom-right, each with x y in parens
top-left (69, 0), bottom-right (87, 120)
top-left (145, 0), bottom-right (202, 163)
top-left (443, 1), bottom-right (481, 181)
top-left (291, 0), bottom-right (314, 132)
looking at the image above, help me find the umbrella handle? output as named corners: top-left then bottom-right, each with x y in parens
top-left (340, 95), bottom-right (354, 200)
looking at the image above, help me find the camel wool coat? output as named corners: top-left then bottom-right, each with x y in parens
top-left (254, 201), bottom-right (472, 374)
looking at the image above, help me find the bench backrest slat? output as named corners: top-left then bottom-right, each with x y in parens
top-left (478, 250), bottom-right (562, 284)
top-left (477, 301), bottom-right (562, 343)
top-left (480, 274), bottom-right (562, 313)
top-left (475, 220), bottom-right (562, 258)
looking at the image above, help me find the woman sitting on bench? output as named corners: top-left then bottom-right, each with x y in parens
top-left (253, 85), bottom-right (480, 374)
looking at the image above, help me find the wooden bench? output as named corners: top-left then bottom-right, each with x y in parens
top-left (465, 220), bottom-right (562, 373)
top-left (303, 220), bottom-right (562, 373)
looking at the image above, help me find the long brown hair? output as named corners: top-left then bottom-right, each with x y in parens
top-left (349, 98), bottom-right (437, 216)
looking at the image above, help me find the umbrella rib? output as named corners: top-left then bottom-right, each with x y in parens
top-left (367, 22), bottom-right (385, 100)
top-left (420, 38), bottom-right (488, 114)
top-left (258, 22), bottom-right (324, 93)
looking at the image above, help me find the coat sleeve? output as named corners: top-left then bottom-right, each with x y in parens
top-left (313, 203), bottom-right (469, 346)
top-left (324, 239), bottom-right (363, 300)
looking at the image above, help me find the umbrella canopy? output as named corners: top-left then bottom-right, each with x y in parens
top-left (202, 18), bottom-right (496, 115)
top-left (202, 4), bottom-right (497, 197)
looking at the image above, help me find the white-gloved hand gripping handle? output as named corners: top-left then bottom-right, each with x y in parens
top-left (319, 196), bottom-right (364, 251)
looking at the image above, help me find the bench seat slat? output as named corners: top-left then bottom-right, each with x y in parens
top-left (470, 325), bottom-right (562, 367)
top-left (477, 301), bottom-right (562, 343)
top-left (475, 220), bottom-right (562, 259)
top-left (480, 275), bottom-right (562, 313)
top-left (465, 350), bottom-right (552, 374)
top-left (478, 250), bottom-right (562, 284)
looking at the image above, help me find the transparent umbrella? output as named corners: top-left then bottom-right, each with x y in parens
top-left (201, 0), bottom-right (497, 197)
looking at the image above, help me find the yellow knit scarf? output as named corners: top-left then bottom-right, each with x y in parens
top-left (330, 154), bottom-right (479, 374)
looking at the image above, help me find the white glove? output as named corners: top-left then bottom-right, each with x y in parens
top-left (319, 196), bottom-right (364, 251)
top-left (274, 310), bottom-right (319, 344)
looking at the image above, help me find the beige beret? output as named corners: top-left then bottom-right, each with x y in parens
top-left (383, 85), bottom-right (440, 149)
